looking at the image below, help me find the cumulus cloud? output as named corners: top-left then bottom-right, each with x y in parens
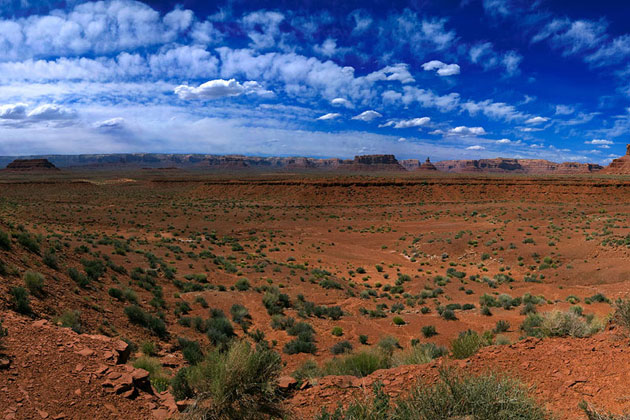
top-left (331, 98), bottom-right (353, 108)
top-left (0, 103), bottom-right (28, 119)
top-left (525, 116), bottom-right (549, 124)
top-left (448, 126), bottom-right (487, 136)
top-left (421, 60), bottom-right (460, 76)
top-left (27, 104), bottom-right (76, 120)
top-left (174, 79), bottom-right (273, 100)
top-left (555, 105), bottom-right (575, 115)
top-left (466, 145), bottom-right (485, 150)
top-left (352, 110), bottom-right (382, 122)
top-left (241, 11), bottom-right (287, 51)
top-left (585, 139), bottom-right (613, 145)
top-left (379, 117), bottom-right (430, 128)
top-left (316, 113), bottom-right (341, 121)
top-left (94, 117), bottom-right (125, 129)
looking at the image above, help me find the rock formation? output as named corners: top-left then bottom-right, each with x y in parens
top-left (417, 157), bottom-right (438, 171)
top-left (5, 158), bottom-right (59, 171)
top-left (434, 158), bottom-right (602, 174)
top-left (602, 145), bottom-right (630, 174)
top-left (350, 154), bottom-right (406, 171)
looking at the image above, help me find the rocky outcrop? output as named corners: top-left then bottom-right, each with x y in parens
top-left (417, 157), bottom-right (438, 171)
top-left (434, 158), bottom-right (602, 174)
top-left (5, 159), bottom-right (59, 171)
top-left (350, 155), bottom-right (406, 171)
top-left (399, 159), bottom-right (420, 171)
top-left (602, 145), bottom-right (630, 174)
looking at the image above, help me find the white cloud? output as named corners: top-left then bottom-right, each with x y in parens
top-left (316, 113), bottom-right (341, 121)
top-left (496, 138), bottom-right (512, 144)
top-left (0, 103), bottom-right (28, 119)
top-left (469, 42), bottom-right (522, 76)
top-left (94, 117), bottom-right (125, 129)
top-left (448, 126), bottom-right (487, 136)
top-left (421, 60), bottom-right (460, 76)
top-left (352, 110), bottom-right (382, 122)
top-left (525, 116), bottom-right (549, 124)
top-left (379, 117), bottom-right (430, 128)
top-left (27, 104), bottom-right (76, 120)
top-left (461, 99), bottom-right (525, 121)
top-left (241, 11), bottom-right (286, 51)
top-left (331, 98), bottom-right (354, 108)
top-left (585, 139), bottom-right (613, 145)
top-left (466, 145), bottom-right (485, 150)
top-left (174, 79), bottom-right (273, 100)
top-left (555, 105), bottom-right (575, 115)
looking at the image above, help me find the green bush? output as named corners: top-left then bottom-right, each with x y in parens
top-left (580, 401), bottom-right (630, 420)
top-left (331, 326), bottom-right (343, 336)
top-left (235, 278), bottom-right (250, 291)
top-left (323, 350), bottom-right (390, 377)
top-left (17, 232), bottom-right (40, 254)
top-left (422, 325), bottom-right (437, 338)
top-left (494, 320), bottom-right (510, 333)
top-left (10, 286), bottom-right (31, 315)
top-left (133, 356), bottom-right (170, 393)
top-left (124, 305), bottom-right (168, 338)
top-left (521, 310), bottom-right (601, 338)
top-left (613, 299), bottom-right (630, 334)
top-left (24, 271), bottom-right (44, 297)
top-left (331, 340), bottom-right (353, 355)
top-left (391, 343), bottom-right (447, 367)
top-left (451, 330), bottom-right (482, 359)
top-left (43, 248), bottom-right (59, 270)
top-left (179, 341), bottom-right (283, 419)
top-left (178, 337), bottom-right (203, 365)
top-left (108, 287), bottom-right (124, 300)
top-left (359, 334), bottom-right (368, 345)
top-left (56, 310), bottom-right (82, 333)
top-left (0, 230), bottom-right (11, 250)
top-left (317, 369), bottom-right (551, 420)
top-left (292, 359), bottom-right (321, 383)
top-left (206, 316), bottom-right (235, 348)
top-left (393, 316), bottom-right (405, 326)
top-left (68, 267), bottom-right (90, 288)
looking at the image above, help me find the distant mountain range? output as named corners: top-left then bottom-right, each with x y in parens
top-left (0, 153), bottom-right (605, 174)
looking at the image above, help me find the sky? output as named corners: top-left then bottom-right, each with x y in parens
top-left (0, 0), bottom-right (629, 163)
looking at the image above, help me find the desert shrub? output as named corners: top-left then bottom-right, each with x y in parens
top-left (589, 293), bottom-right (610, 304)
top-left (235, 278), bottom-right (250, 291)
top-left (359, 335), bottom-right (368, 345)
top-left (10, 286), bottom-right (31, 315)
top-left (494, 320), bottom-right (510, 333)
top-left (331, 340), bottom-right (353, 355)
top-left (393, 316), bottom-right (405, 326)
top-left (323, 350), bottom-right (390, 377)
top-left (441, 309), bottom-right (457, 321)
top-left (56, 310), bottom-right (82, 333)
top-left (317, 369), bottom-right (551, 420)
top-left (262, 287), bottom-right (291, 316)
top-left (521, 310), bottom-right (601, 338)
top-left (124, 305), bottom-right (168, 338)
top-left (391, 343), bottom-right (447, 367)
top-left (43, 248), bottom-right (59, 270)
top-left (422, 325), bottom-right (437, 338)
top-left (284, 334), bottom-right (317, 355)
top-left (24, 271), bottom-right (44, 297)
top-left (179, 340), bottom-right (283, 419)
top-left (178, 337), bottom-right (203, 365)
top-left (230, 304), bottom-right (252, 331)
top-left (68, 267), bottom-right (89, 288)
top-left (331, 326), bottom-right (343, 336)
top-left (451, 330), bottom-right (482, 359)
top-left (206, 316), bottom-right (235, 349)
top-left (292, 359), bottom-right (321, 383)
top-left (108, 287), bottom-right (124, 300)
top-left (133, 356), bottom-right (170, 392)
top-left (141, 341), bottom-right (157, 356)
top-left (17, 232), bottom-right (40, 254)
top-left (613, 299), bottom-right (630, 334)
top-left (123, 288), bottom-right (138, 304)
top-left (81, 259), bottom-right (105, 282)
top-left (0, 319), bottom-right (6, 350)
top-left (172, 367), bottom-right (194, 400)
top-left (377, 336), bottom-right (401, 355)
top-left (580, 401), bottom-right (630, 420)
top-left (0, 259), bottom-right (6, 276)
top-left (0, 230), bottom-right (11, 250)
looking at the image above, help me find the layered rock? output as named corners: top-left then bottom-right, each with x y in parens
top-left (350, 155), bottom-right (406, 171)
top-left (602, 145), bottom-right (630, 174)
top-left (5, 159), bottom-right (59, 171)
top-left (434, 158), bottom-right (602, 174)
top-left (417, 157), bottom-right (438, 171)
top-left (399, 159), bottom-right (420, 171)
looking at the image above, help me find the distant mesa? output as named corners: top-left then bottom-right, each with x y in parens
top-left (5, 158), bottom-right (59, 172)
top-left (601, 144), bottom-right (630, 174)
top-left (435, 158), bottom-right (602, 174)
top-left (418, 157), bottom-right (438, 171)
top-left (351, 154), bottom-right (406, 171)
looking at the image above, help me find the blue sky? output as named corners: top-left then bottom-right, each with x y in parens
top-left (0, 0), bottom-right (629, 163)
